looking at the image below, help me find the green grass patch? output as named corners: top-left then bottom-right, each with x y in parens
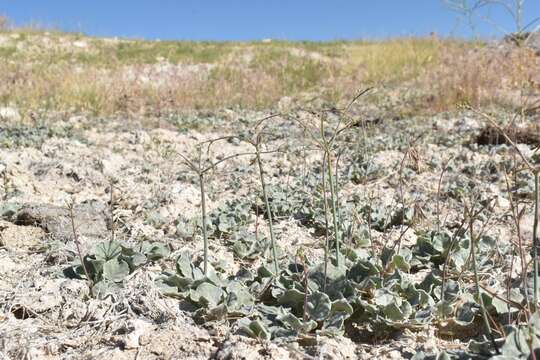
top-left (0, 46), bottom-right (17, 59)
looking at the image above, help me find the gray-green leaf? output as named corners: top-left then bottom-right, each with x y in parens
top-left (307, 291), bottom-right (331, 322)
top-left (102, 258), bottom-right (130, 283)
top-left (191, 282), bottom-right (224, 308)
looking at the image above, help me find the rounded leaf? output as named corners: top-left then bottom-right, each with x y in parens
top-left (102, 258), bottom-right (130, 283)
top-left (307, 291), bottom-right (331, 322)
top-left (191, 282), bottom-right (224, 308)
top-left (278, 288), bottom-right (305, 308)
top-left (94, 241), bottom-right (122, 260)
top-left (331, 299), bottom-right (354, 315)
top-left (145, 242), bottom-right (170, 261)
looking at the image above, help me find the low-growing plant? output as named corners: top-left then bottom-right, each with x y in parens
top-left (65, 240), bottom-right (169, 298)
top-left (158, 237), bottom-right (514, 347)
top-left (493, 312), bottom-right (540, 359)
top-left (227, 229), bottom-right (279, 260)
top-left (210, 198), bottom-right (252, 236)
top-left (54, 96), bottom-right (540, 357)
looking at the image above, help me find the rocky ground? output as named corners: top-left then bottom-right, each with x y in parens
top-left (0, 106), bottom-right (539, 359)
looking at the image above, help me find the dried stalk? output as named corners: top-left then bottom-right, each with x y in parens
top-left (467, 204), bottom-right (500, 354)
top-left (68, 201), bottom-right (92, 285)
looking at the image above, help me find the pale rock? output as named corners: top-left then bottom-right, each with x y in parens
top-left (455, 116), bottom-right (481, 132)
top-left (68, 115), bottom-right (87, 125)
top-left (0, 254), bottom-right (23, 274)
top-left (515, 143), bottom-right (534, 158)
top-left (214, 339), bottom-right (262, 359)
top-left (0, 107), bottom-right (21, 122)
top-left (0, 35), bottom-right (10, 46)
top-left (0, 220), bottom-right (45, 250)
top-left (318, 336), bottom-right (357, 359)
top-left (124, 319), bottom-right (154, 349)
top-left (387, 350), bottom-right (403, 359)
top-left (495, 194), bottom-right (510, 210)
top-left (520, 212), bottom-right (535, 241)
top-left (73, 40), bottom-right (88, 48)
top-left (278, 96), bottom-right (293, 111)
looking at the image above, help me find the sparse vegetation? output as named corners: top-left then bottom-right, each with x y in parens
top-left (1, 21), bottom-right (540, 360)
top-left (0, 28), bottom-right (537, 118)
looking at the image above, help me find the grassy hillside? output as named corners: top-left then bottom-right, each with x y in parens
top-left (0, 29), bottom-right (538, 118)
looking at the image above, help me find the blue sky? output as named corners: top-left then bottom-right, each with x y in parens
top-left (2, 1), bottom-right (540, 41)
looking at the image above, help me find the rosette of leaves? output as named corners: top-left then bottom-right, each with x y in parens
top-left (361, 203), bottom-right (414, 232)
top-left (228, 229), bottom-right (273, 260)
top-left (175, 215), bottom-right (199, 240)
top-left (412, 231), bottom-right (518, 340)
top-left (413, 230), bottom-right (501, 273)
top-left (463, 159), bottom-right (500, 182)
top-left (0, 202), bottom-right (20, 220)
top-left (237, 269), bottom-right (354, 340)
top-left (348, 223), bottom-right (371, 248)
top-left (65, 240), bottom-right (169, 297)
top-left (513, 170), bottom-right (535, 198)
top-left (296, 196), bottom-right (328, 235)
top-left (261, 175), bottom-right (318, 221)
top-left (158, 240), bottom-right (514, 344)
top-left (246, 256), bottom-right (433, 339)
top-left (157, 251), bottom-right (357, 340)
top-left (253, 173), bottom-right (321, 223)
top-left (332, 249), bottom-right (442, 332)
top-left (358, 262), bottom-right (434, 328)
top-left (492, 313), bottom-right (540, 359)
top-left (346, 153), bottom-right (382, 184)
top-left (413, 230), bottom-right (460, 266)
top-left (210, 199), bottom-right (252, 236)
top-left (144, 210), bottom-right (168, 229)
top-left (0, 124), bottom-right (77, 149)
top-left (156, 250), bottom-right (255, 322)
top-left (262, 184), bottom-right (301, 219)
top-left (236, 293), bottom-right (351, 341)
top-left (443, 177), bottom-right (474, 201)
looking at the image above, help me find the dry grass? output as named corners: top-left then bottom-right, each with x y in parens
top-left (346, 37), bottom-right (445, 83)
top-left (0, 29), bottom-right (538, 118)
top-left (420, 45), bottom-right (540, 112)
